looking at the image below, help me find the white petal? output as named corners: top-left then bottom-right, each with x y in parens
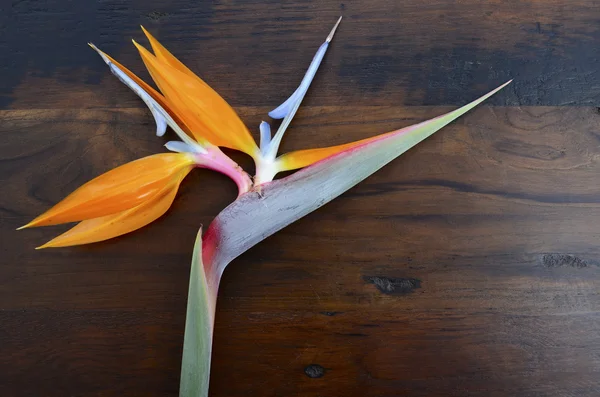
top-left (268, 17), bottom-right (341, 120)
top-left (268, 42), bottom-right (329, 120)
top-left (259, 121), bottom-right (272, 154)
top-left (165, 141), bottom-right (205, 153)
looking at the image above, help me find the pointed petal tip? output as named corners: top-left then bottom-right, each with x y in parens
top-left (35, 243), bottom-right (49, 250)
top-left (326, 16), bottom-right (343, 43)
top-left (490, 79), bottom-right (513, 95)
top-left (140, 25), bottom-right (153, 41)
top-left (131, 39), bottom-right (147, 54)
top-left (131, 38), bottom-right (142, 48)
top-left (17, 218), bottom-right (40, 230)
top-left (88, 42), bottom-right (101, 52)
top-left (88, 43), bottom-right (110, 64)
top-left (140, 25), bottom-right (152, 37)
top-left (131, 39), bottom-right (150, 55)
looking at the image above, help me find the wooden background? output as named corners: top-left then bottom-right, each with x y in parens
top-left (1, 1), bottom-right (599, 396)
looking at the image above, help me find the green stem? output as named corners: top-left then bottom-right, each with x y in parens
top-left (180, 230), bottom-right (217, 397)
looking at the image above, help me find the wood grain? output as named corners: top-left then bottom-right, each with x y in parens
top-left (3, 0), bottom-right (600, 109)
top-left (2, 1), bottom-right (600, 396)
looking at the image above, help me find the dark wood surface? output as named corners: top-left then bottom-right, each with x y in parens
top-left (2, 1), bottom-right (600, 396)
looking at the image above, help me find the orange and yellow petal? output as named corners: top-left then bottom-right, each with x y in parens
top-left (132, 39), bottom-right (259, 157)
top-left (21, 153), bottom-right (195, 228)
top-left (140, 26), bottom-right (206, 85)
top-left (37, 168), bottom-right (189, 248)
top-left (132, 42), bottom-right (217, 146)
top-left (275, 136), bottom-right (378, 172)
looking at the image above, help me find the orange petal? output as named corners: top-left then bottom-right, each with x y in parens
top-left (132, 41), bottom-right (221, 146)
top-left (132, 40), bottom-right (259, 157)
top-left (21, 153), bottom-right (194, 228)
top-left (140, 26), bottom-right (207, 85)
top-left (37, 168), bottom-right (189, 248)
top-left (275, 136), bottom-right (378, 172)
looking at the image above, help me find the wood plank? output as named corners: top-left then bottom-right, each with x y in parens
top-left (3, 0), bottom-right (600, 109)
top-left (0, 310), bottom-right (182, 396)
top-left (1, 105), bottom-right (599, 395)
top-left (1, 309), bottom-right (598, 396)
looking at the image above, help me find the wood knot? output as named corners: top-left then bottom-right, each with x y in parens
top-left (146, 11), bottom-right (170, 21)
top-left (364, 276), bottom-right (421, 295)
top-left (541, 254), bottom-right (588, 268)
top-left (320, 311), bottom-right (342, 317)
top-left (304, 364), bottom-right (325, 378)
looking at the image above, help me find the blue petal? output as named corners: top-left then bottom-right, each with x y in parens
top-left (268, 42), bottom-right (329, 120)
top-left (259, 121), bottom-right (272, 154)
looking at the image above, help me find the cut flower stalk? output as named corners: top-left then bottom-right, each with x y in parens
top-left (18, 16), bottom-right (512, 397)
top-left (183, 78), bottom-right (510, 396)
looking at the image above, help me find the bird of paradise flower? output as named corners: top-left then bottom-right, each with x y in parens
top-left (20, 17), bottom-right (511, 397)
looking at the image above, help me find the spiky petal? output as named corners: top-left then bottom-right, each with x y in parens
top-left (20, 153), bottom-right (195, 229)
top-left (133, 39), bottom-right (260, 157)
top-left (36, 168), bottom-right (191, 248)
